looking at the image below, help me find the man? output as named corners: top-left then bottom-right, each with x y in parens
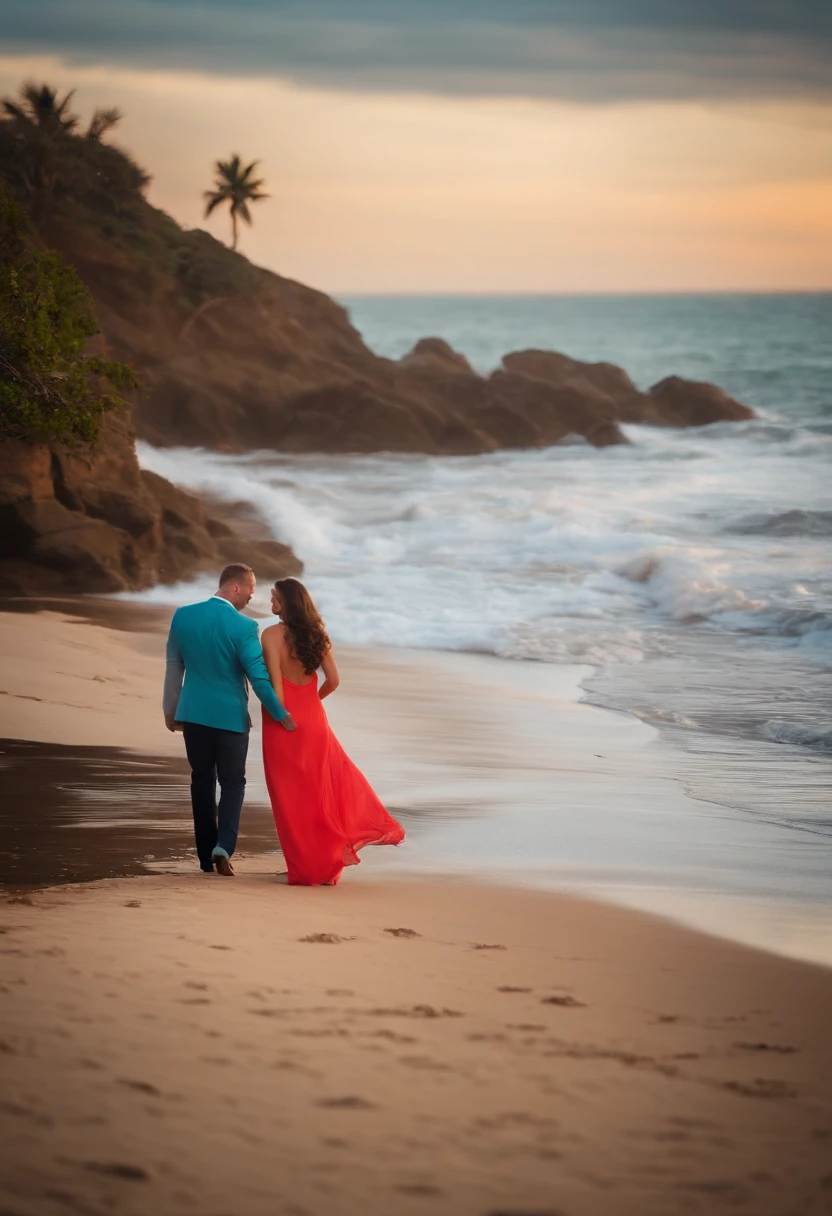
top-left (163, 563), bottom-right (296, 876)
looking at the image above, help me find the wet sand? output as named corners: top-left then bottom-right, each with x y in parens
top-left (1, 601), bottom-right (831, 960)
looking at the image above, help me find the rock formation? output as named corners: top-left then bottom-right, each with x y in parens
top-left (0, 411), bottom-right (301, 596)
top-left (500, 350), bottom-right (755, 429)
top-left (645, 376), bottom-right (756, 427)
top-left (30, 192), bottom-right (753, 457)
top-left (0, 113), bottom-right (759, 597)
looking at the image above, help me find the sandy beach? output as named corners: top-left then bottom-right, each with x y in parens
top-left (3, 873), bottom-right (832, 1216)
top-left (1, 602), bottom-right (832, 1214)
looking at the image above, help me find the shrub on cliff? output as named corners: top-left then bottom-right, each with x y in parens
top-left (0, 191), bottom-right (140, 445)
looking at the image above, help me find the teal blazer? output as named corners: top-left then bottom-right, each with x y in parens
top-left (163, 596), bottom-right (287, 732)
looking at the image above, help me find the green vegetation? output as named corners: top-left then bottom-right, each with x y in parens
top-left (204, 154), bottom-right (269, 251)
top-left (1, 81), bottom-right (266, 314)
top-left (1, 80), bottom-right (145, 223)
top-left (2, 82), bottom-right (80, 135)
top-left (0, 191), bottom-right (140, 445)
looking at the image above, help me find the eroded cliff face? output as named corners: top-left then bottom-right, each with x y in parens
top-left (2, 116), bottom-right (755, 465)
top-left (40, 219), bottom-right (754, 458)
top-left (0, 412), bottom-right (301, 596)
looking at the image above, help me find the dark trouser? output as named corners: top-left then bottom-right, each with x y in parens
top-left (182, 723), bottom-right (249, 871)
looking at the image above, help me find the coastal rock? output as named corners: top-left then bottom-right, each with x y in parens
top-left (400, 337), bottom-right (475, 375)
top-left (486, 369), bottom-right (629, 448)
top-left (2, 131), bottom-right (755, 458)
top-left (647, 376), bottom-right (756, 427)
top-left (0, 414), bottom-right (302, 596)
top-left (502, 349), bottom-right (644, 414)
top-left (142, 470), bottom-right (301, 584)
top-left (501, 351), bottom-right (755, 430)
top-left (276, 380), bottom-right (447, 454)
top-left (393, 345), bottom-right (629, 450)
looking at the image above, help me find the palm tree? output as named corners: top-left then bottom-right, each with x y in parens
top-left (86, 106), bottom-right (123, 142)
top-left (2, 82), bottom-right (78, 135)
top-left (203, 154), bottom-right (269, 251)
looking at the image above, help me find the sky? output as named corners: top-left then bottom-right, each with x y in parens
top-left (1, 1), bottom-right (831, 293)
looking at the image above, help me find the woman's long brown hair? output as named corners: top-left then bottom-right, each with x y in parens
top-left (274, 578), bottom-right (331, 674)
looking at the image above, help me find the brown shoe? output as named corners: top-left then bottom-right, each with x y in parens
top-left (214, 855), bottom-right (234, 877)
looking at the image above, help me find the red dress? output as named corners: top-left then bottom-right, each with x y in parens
top-left (262, 674), bottom-right (405, 885)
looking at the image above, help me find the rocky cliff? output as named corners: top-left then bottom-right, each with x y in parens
top-left (48, 210), bottom-right (755, 454)
top-left (0, 410), bottom-right (300, 596)
top-left (0, 110), bottom-right (756, 594)
top-left (0, 119), bottom-right (753, 458)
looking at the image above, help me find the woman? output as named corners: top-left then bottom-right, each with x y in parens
top-left (261, 578), bottom-right (405, 885)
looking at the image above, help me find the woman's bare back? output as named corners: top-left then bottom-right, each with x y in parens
top-left (262, 622), bottom-right (313, 686)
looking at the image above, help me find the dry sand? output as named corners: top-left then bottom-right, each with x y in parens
top-left (0, 605), bottom-right (182, 755)
top-left (1, 604), bottom-right (832, 1214)
top-left (2, 874), bottom-right (831, 1216)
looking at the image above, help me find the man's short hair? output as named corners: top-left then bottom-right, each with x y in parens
top-left (218, 563), bottom-right (254, 587)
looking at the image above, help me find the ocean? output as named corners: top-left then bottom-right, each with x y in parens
top-left (132, 292), bottom-right (832, 953)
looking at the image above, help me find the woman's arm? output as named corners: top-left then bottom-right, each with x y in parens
top-left (259, 625), bottom-right (294, 727)
top-left (319, 646), bottom-right (340, 700)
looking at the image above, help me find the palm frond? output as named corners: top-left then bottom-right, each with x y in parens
top-left (203, 193), bottom-right (227, 217)
top-left (2, 99), bottom-right (30, 123)
top-left (6, 81), bottom-right (79, 132)
top-left (86, 106), bottom-right (123, 141)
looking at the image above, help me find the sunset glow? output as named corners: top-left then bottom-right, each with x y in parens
top-left (1, 47), bottom-right (829, 293)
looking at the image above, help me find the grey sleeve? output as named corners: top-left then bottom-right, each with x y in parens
top-left (162, 617), bottom-right (185, 719)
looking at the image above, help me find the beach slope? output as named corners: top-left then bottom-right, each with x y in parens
top-left (2, 874), bottom-right (831, 1216)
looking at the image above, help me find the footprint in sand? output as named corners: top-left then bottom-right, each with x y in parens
top-left (118, 1079), bottom-right (161, 1096)
top-left (722, 1078), bottom-right (797, 1099)
top-left (484, 1210), bottom-right (566, 1216)
top-left (366, 1004), bottom-right (463, 1019)
top-left (317, 1096), bottom-right (378, 1110)
top-left (364, 1029), bottom-right (417, 1044)
top-left (541, 995), bottom-right (586, 1008)
top-left (124, 900), bottom-right (141, 908)
top-left (497, 986), bottom-right (532, 993)
top-left (385, 927), bottom-right (421, 938)
top-left (734, 1041), bottom-right (797, 1054)
top-left (83, 1161), bottom-right (149, 1182)
top-left (299, 933), bottom-right (355, 944)
top-left (471, 943), bottom-right (506, 951)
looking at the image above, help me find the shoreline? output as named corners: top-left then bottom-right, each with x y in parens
top-left (3, 599), bottom-right (832, 1212)
top-left (1, 599), bottom-right (831, 966)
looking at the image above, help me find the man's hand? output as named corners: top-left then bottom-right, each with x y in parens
top-left (165, 715), bottom-right (183, 733)
top-left (280, 713), bottom-right (298, 732)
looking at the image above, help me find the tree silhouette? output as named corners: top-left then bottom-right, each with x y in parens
top-left (203, 154), bottom-right (269, 251)
top-left (2, 82), bottom-right (78, 135)
top-left (86, 106), bottom-right (123, 142)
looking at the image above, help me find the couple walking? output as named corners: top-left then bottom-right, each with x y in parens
top-left (162, 563), bottom-right (404, 884)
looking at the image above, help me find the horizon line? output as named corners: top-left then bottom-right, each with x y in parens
top-left (334, 287), bottom-right (832, 300)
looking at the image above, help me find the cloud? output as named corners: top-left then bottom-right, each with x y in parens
top-left (1, 1), bottom-right (830, 103)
